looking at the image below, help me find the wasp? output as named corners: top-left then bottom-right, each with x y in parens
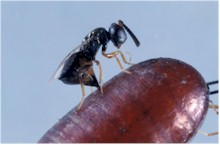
top-left (50, 20), bottom-right (140, 110)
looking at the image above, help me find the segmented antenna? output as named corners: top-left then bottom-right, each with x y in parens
top-left (118, 20), bottom-right (140, 47)
top-left (207, 80), bottom-right (218, 95)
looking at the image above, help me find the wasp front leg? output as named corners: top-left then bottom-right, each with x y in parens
top-left (102, 45), bottom-right (131, 74)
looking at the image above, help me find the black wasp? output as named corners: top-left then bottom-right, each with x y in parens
top-left (50, 20), bottom-right (140, 110)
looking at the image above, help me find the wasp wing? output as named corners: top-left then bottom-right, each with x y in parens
top-left (50, 35), bottom-right (96, 83)
top-left (49, 45), bottom-right (82, 83)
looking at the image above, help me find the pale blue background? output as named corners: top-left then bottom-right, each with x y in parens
top-left (2, 1), bottom-right (218, 143)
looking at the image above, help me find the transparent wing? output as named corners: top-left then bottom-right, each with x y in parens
top-left (49, 44), bottom-right (81, 83)
top-left (49, 36), bottom-right (94, 83)
top-left (49, 38), bottom-right (93, 83)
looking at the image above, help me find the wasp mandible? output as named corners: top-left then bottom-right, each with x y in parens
top-left (50, 20), bottom-right (140, 110)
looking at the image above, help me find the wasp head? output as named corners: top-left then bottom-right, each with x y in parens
top-left (109, 23), bottom-right (127, 49)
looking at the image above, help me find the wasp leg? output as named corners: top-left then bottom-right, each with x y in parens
top-left (209, 100), bottom-right (219, 115)
top-left (198, 100), bottom-right (219, 136)
top-left (102, 50), bottom-right (131, 74)
top-left (198, 130), bottom-right (218, 136)
top-left (93, 60), bottom-right (103, 94)
top-left (103, 50), bottom-right (133, 65)
top-left (90, 86), bottom-right (93, 93)
top-left (118, 50), bottom-right (134, 65)
top-left (115, 56), bottom-right (131, 74)
top-left (124, 50), bottom-right (133, 65)
top-left (77, 81), bottom-right (86, 110)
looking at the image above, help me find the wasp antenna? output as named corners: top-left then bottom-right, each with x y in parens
top-left (209, 90), bottom-right (218, 95)
top-left (207, 80), bottom-right (218, 95)
top-left (207, 80), bottom-right (218, 86)
top-left (118, 20), bottom-right (140, 47)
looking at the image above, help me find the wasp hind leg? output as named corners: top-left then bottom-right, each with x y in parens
top-left (93, 60), bottom-right (103, 94)
top-left (90, 86), bottom-right (93, 93)
top-left (77, 81), bottom-right (86, 111)
top-left (102, 50), bottom-right (131, 74)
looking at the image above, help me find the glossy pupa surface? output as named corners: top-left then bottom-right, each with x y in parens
top-left (39, 58), bottom-right (209, 143)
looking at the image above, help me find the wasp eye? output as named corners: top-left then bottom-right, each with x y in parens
top-left (117, 30), bottom-right (127, 43)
